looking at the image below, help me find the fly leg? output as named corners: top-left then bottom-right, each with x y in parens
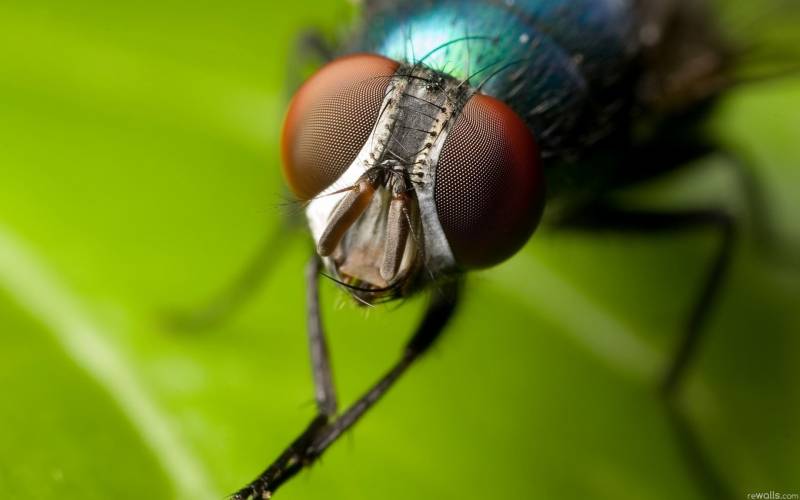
top-left (285, 28), bottom-right (337, 95)
top-left (232, 257), bottom-right (461, 500)
top-left (167, 26), bottom-right (337, 332)
top-left (719, 150), bottom-right (785, 261)
top-left (558, 203), bottom-right (735, 500)
top-left (230, 257), bottom-right (336, 500)
top-left (296, 29), bottom-right (336, 65)
top-left (167, 216), bottom-right (302, 330)
top-left (306, 257), bottom-right (337, 417)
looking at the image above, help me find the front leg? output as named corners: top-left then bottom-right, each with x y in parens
top-left (166, 28), bottom-right (338, 332)
top-left (167, 219), bottom-right (301, 331)
top-left (232, 256), bottom-right (461, 500)
top-left (306, 257), bottom-right (337, 417)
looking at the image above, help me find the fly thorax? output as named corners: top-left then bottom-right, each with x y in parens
top-left (305, 64), bottom-right (472, 302)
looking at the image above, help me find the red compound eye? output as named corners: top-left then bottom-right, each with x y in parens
top-left (435, 93), bottom-right (545, 269)
top-left (281, 54), bottom-right (399, 200)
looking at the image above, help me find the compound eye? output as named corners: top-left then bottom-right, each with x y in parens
top-left (435, 94), bottom-right (545, 269)
top-left (281, 54), bottom-right (399, 200)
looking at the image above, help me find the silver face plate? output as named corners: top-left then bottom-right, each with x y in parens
top-left (305, 64), bottom-right (473, 302)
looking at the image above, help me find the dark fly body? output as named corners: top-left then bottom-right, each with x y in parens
top-left (177, 1), bottom-right (793, 499)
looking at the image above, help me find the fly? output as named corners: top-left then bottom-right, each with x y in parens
top-left (173, 1), bottom-right (793, 498)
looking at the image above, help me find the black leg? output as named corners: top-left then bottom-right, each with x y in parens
top-left (306, 257), bottom-right (337, 417)
top-left (167, 220), bottom-right (300, 331)
top-left (296, 29), bottom-right (336, 64)
top-left (167, 28), bottom-right (339, 333)
top-left (308, 280), bottom-right (462, 455)
top-left (559, 204), bottom-right (735, 393)
top-left (660, 210), bottom-right (734, 395)
top-left (558, 202), bottom-right (736, 499)
top-left (719, 150), bottom-right (784, 262)
top-left (284, 29), bottom-right (338, 97)
top-left (232, 269), bottom-right (462, 500)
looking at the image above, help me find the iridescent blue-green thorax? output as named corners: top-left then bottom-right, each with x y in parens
top-left (351, 0), bottom-right (639, 156)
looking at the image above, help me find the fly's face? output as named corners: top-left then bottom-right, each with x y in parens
top-left (281, 54), bottom-right (545, 303)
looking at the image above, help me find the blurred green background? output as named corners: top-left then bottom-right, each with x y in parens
top-left (1, 1), bottom-right (798, 499)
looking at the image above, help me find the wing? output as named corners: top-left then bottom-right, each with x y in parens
top-left (633, 0), bottom-right (800, 111)
top-left (632, 0), bottom-right (734, 111)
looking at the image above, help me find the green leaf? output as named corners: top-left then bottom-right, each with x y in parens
top-left (1, 2), bottom-right (798, 500)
